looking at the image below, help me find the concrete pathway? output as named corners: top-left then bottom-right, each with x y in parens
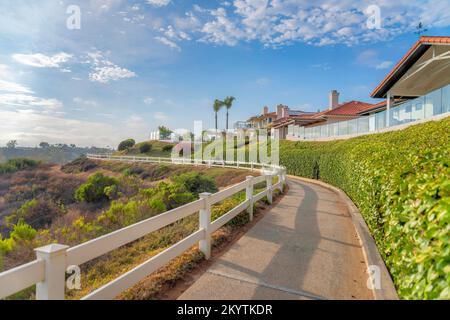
top-left (179, 178), bottom-right (373, 300)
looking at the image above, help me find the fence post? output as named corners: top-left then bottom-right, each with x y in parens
top-left (246, 176), bottom-right (254, 221)
top-left (34, 244), bottom-right (69, 300)
top-left (199, 192), bottom-right (212, 260)
top-left (266, 174), bottom-right (273, 204)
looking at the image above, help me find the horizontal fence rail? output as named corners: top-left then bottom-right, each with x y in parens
top-left (0, 155), bottom-right (286, 300)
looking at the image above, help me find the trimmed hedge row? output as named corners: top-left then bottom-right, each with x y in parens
top-left (280, 117), bottom-right (450, 300)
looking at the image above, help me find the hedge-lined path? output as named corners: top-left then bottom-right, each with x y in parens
top-left (179, 178), bottom-right (373, 300)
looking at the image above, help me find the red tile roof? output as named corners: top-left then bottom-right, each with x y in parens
top-left (321, 101), bottom-right (374, 116)
top-left (371, 36), bottom-right (450, 98)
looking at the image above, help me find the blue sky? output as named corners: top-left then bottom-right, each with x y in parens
top-left (1, 0), bottom-right (449, 147)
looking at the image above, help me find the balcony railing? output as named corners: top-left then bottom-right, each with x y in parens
top-left (288, 84), bottom-right (450, 140)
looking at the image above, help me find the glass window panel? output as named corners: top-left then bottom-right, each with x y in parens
top-left (441, 85), bottom-right (449, 114)
top-left (411, 97), bottom-right (425, 121)
top-left (348, 119), bottom-right (358, 135)
top-left (288, 125), bottom-right (293, 136)
top-left (321, 124), bottom-right (328, 137)
top-left (376, 111), bottom-right (386, 129)
top-left (369, 115), bottom-right (376, 132)
top-left (358, 117), bottom-right (370, 133)
top-left (338, 121), bottom-right (348, 135)
top-left (424, 89), bottom-right (441, 118)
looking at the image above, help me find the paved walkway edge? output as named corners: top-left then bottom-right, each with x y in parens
top-left (287, 175), bottom-right (399, 300)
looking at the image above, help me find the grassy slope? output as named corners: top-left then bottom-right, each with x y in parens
top-left (279, 117), bottom-right (450, 299)
top-left (116, 141), bottom-right (175, 158)
top-left (1, 156), bottom-right (272, 299)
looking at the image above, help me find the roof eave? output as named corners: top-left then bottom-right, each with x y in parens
top-left (371, 40), bottom-right (432, 99)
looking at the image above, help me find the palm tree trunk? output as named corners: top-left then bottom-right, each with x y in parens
top-left (215, 112), bottom-right (218, 131)
top-left (226, 110), bottom-right (229, 130)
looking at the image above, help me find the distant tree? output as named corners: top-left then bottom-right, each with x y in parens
top-left (223, 96), bottom-right (236, 130)
top-left (213, 99), bottom-right (224, 132)
top-left (39, 142), bottom-right (50, 148)
top-left (158, 126), bottom-right (173, 140)
top-left (70, 144), bottom-right (76, 148)
top-left (118, 139), bottom-right (136, 151)
top-left (6, 140), bottom-right (17, 149)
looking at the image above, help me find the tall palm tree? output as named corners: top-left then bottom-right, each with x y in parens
top-left (223, 96), bottom-right (236, 130)
top-left (213, 99), bottom-right (224, 132)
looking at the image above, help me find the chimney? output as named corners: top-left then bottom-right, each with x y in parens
top-left (277, 105), bottom-right (289, 119)
top-left (329, 90), bottom-right (340, 110)
top-left (276, 105), bottom-right (284, 119)
top-left (263, 106), bottom-right (269, 115)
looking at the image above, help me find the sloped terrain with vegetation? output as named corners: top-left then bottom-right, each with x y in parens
top-left (280, 117), bottom-right (450, 300)
top-left (0, 156), bottom-right (273, 299)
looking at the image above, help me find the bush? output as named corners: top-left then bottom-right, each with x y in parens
top-left (0, 158), bottom-right (39, 174)
top-left (75, 173), bottom-right (119, 203)
top-left (6, 198), bottom-right (63, 229)
top-left (139, 143), bottom-right (152, 154)
top-left (118, 139), bottom-right (136, 151)
top-left (141, 181), bottom-right (196, 210)
top-left (9, 221), bottom-right (37, 242)
top-left (280, 117), bottom-right (450, 300)
top-left (171, 172), bottom-right (218, 196)
top-left (162, 145), bottom-right (174, 152)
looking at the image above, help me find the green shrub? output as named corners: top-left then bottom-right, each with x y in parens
top-left (0, 158), bottom-right (39, 174)
top-left (6, 198), bottom-right (63, 229)
top-left (118, 139), bottom-right (136, 151)
top-left (141, 181), bottom-right (196, 210)
top-left (9, 221), bottom-right (37, 242)
top-left (162, 145), bottom-right (174, 152)
top-left (280, 117), bottom-right (450, 300)
top-left (171, 172), bottom-right (218, 196)
top-left (75, 173), bottom-right (119, 203)
top-left (139, 143), bottom-right (152, 154)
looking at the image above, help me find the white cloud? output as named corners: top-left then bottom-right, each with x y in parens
top-left (156, 1), bottom-right (450, 48)
top-left (155, 36), bottom-right (181, 51)
top-left (126, 115), bottom-right (147, 128)
top-left (0, 80), bottom-right (34, 94)
top-left (376, 61), bottom-right (393, 70)
top-left (0, 110), bottom-right (152, 148)
top-left (89, 66), bottom-right (136, 83)
top-left (143, 97), bottom-right (154, 105)
top-left (0, 93), bottom-right (62, 109)
top-left (256, 77), bottom-right (270, 86)
top-left (147, 0), bottom-right (171, 7)
top-left (154, 111), bottom-right (168, 120)
top-left (73, 97), bottom-right (98, 107)
top-left (12, 52), bottom-right (72, 68)
top-left (86, 51), bottom-right (136, 83)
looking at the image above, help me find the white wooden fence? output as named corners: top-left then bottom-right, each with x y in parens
top-left (0, 155), bottom-right (286, 300)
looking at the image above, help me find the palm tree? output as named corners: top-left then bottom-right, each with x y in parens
top-left (223, 96), bottom-right (236, 130)
top-left (213, 99), bottom-right (224, 132)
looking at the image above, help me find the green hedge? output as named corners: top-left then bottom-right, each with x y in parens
top-left (280, 117), bottom-right (450, 300)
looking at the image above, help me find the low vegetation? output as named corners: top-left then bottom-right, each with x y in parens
top-left (117, 140), bottom-right (176, 158)
top-left (280, 117), bottom-right (450, 300)
top-left (118, 139), bottom-right (136, 151)
top-left (0, 145), bottom-right (110, 165)
top-left (0, 158), bottom-right (39, 174)
top-left (0, 156), bottom-right (267, 299)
